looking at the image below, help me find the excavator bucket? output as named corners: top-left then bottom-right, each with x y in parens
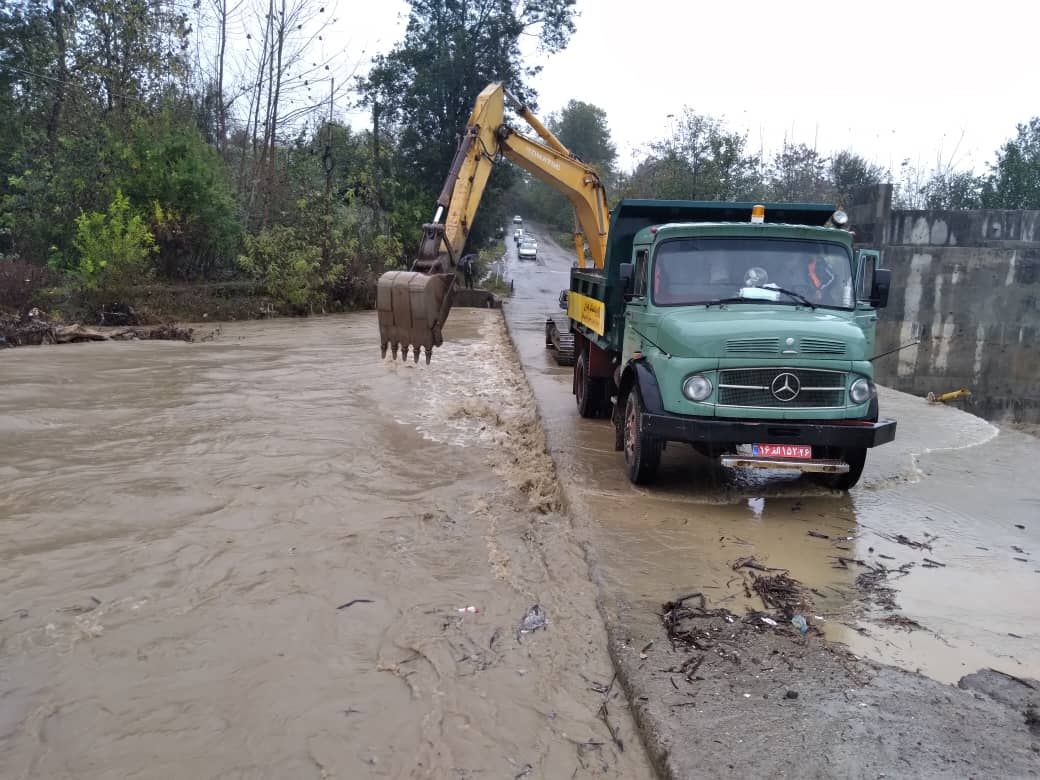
top-left (377, 270), bottom-right (456, 364)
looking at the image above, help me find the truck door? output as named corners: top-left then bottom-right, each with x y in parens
top-left (622, 249), bottom-right (652, 360)
top-left (854, 249), bottom-right (881, 358)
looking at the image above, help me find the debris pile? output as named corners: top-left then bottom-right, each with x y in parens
top-left (1, 311), bottom-right (193, 348)
top-left (731, 556), bottom-right (814, 619)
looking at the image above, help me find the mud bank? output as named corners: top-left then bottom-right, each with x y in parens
top-left (608, 612), bottom-right (1040, 778)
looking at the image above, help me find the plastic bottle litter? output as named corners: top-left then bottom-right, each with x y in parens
top-left (457, 606), bottom-right (479, 613)
top-left (791, 614), bottom-right (809, 635)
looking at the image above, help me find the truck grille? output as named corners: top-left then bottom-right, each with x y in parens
top-left (717, 367), bottom-right (847, 408)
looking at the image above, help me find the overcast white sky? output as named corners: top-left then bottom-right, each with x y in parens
top-left (339, 0), bottom-right (1038, 175)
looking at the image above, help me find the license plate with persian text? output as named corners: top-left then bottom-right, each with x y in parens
top-left (752, 444), bottom-right (812, 459)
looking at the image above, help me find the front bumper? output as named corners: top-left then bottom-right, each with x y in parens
top-left (642, 413), bottom-right (896, 449)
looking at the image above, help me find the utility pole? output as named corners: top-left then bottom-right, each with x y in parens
top-left (323, 78), bottom-right (334, 268)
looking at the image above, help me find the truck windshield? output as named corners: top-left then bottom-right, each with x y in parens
top-left (652, 237), bottom-right (855, 310)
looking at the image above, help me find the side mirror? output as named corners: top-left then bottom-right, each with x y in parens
top-left (558, 290), bottom-right (569, 310)
top-left (870, 268), bottom-right (891, 308)
top-left (619, 262), bottom-right (634, 300)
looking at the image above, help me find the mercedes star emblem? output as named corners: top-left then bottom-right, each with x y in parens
top-left (771, 372), bottom-right (801, 402)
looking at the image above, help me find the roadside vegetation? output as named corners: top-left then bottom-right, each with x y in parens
top-left (508, 101), bottom-right (1040, 238)
top-left (2, 0), bottom-right (1038, 322)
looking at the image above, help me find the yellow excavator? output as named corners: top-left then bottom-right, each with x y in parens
top-left (377, 82), bottom-right (610, 363)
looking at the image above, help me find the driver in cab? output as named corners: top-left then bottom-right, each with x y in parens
top-left (804, 255), bottom-right (837, 303)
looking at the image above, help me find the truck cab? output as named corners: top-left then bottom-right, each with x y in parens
top-left (565, 200), bottom-right (895, 489)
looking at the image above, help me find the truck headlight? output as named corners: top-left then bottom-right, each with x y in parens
top-left (849, 377), bottom-right (874, 404)
top-left (682, 374), bottom-right (713, 402)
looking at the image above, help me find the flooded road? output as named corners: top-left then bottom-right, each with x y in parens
top-left (0, 311), bottom-right (652, 779)
top-left (501, 226), bottom-right (1040, 685)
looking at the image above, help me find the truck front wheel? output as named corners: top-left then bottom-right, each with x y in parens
top-left (623, 389), bottom-right (661, 484)
top-left (815, 448), bottom-right (867, 490)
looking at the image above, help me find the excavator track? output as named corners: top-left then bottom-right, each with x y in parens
top-left (545, 315), bottom-right (576, 366)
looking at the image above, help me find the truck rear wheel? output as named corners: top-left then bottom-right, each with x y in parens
top-left (623, 388), bottom-right (661, 484)
top-left (575, 350), bottom-right (608, 418)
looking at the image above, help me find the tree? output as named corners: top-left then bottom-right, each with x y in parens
top-left (550, 99), bottom-right (617, 175)
top-left (895, 159), bottom-right (985, 210)
top-left (983, 118), bottom-right (1040, 209)
top-left (120, 111), bottom-right (243, 278)
top-left (829, 151), bottom-right (887, 206)
top-left (623, 109), bottom-right (761, 201)
top-left (359, 0), bottom-right (578, 246)
top-left (766, 142), bottom-right (830, 202)
top-left (508, 98), bottom-right (616, 233)
top-left (74, 0), bottom-right (191, 118)
top-left (923, 171), bottom-right (984, 210)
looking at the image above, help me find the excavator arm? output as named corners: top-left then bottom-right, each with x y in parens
top-left (377, 83), bottom-right (609, 363)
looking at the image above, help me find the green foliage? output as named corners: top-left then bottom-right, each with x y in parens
top-left (360, 0), bottom-right (578, 246)
top-left (507, 98), bottom-right (618, 234)
top-left (238, 225), bottom-right (339, 312)
top-left (829, 151), bottom-right (887, 205)
top-left (895, 161), bottom-right (984, 210)
top-left (623, 109), bottom-right (761, 201)
top-left (924, 171), bottom-right (984, 210)
top-left (983, 118), bottom-right (1040, 209)
top-left (766, 143), bottom-right (830, 202)
top-left (69, 190), bottom-right (157, 295)
top-left (551, 100), bottom-right (617, 176)
top-left (119, 112), bottom-right (242, 278)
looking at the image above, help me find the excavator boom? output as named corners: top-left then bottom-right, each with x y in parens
top-left (377, 83), bottom-right (609, 363)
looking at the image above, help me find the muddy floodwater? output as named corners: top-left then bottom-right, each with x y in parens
top-left (0, 311), bottom-right (652, 779)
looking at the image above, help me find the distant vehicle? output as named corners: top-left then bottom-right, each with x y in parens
top-left (518, 240), bottom-right (537, 260)
top-left (513, 215), bottom-right (523, 225)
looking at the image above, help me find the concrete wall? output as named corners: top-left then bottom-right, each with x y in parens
top-left (849, 186), bottom-right (1040, 423)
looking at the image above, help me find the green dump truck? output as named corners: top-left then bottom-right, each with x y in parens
top-left (562, 199), bottom-right (896, 489)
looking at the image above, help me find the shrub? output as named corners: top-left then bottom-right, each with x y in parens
top-left (237, 225), bottom-right (343, 313)
top-left (68, 190), bottom-right (157, 300)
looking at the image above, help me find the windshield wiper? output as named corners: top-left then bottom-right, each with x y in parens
top-left (768, 286), bottom-right (816, 309)
top-left (703, 297), bottom-right (749, 309)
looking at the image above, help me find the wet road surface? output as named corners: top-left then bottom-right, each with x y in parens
top-left (500, 226), bottom-right (1040, 684)
top-left (0, 312), bottom-right (653, 779)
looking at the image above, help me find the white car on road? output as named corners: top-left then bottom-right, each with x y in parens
top-left (518, 240), bottom-right (538, 261)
